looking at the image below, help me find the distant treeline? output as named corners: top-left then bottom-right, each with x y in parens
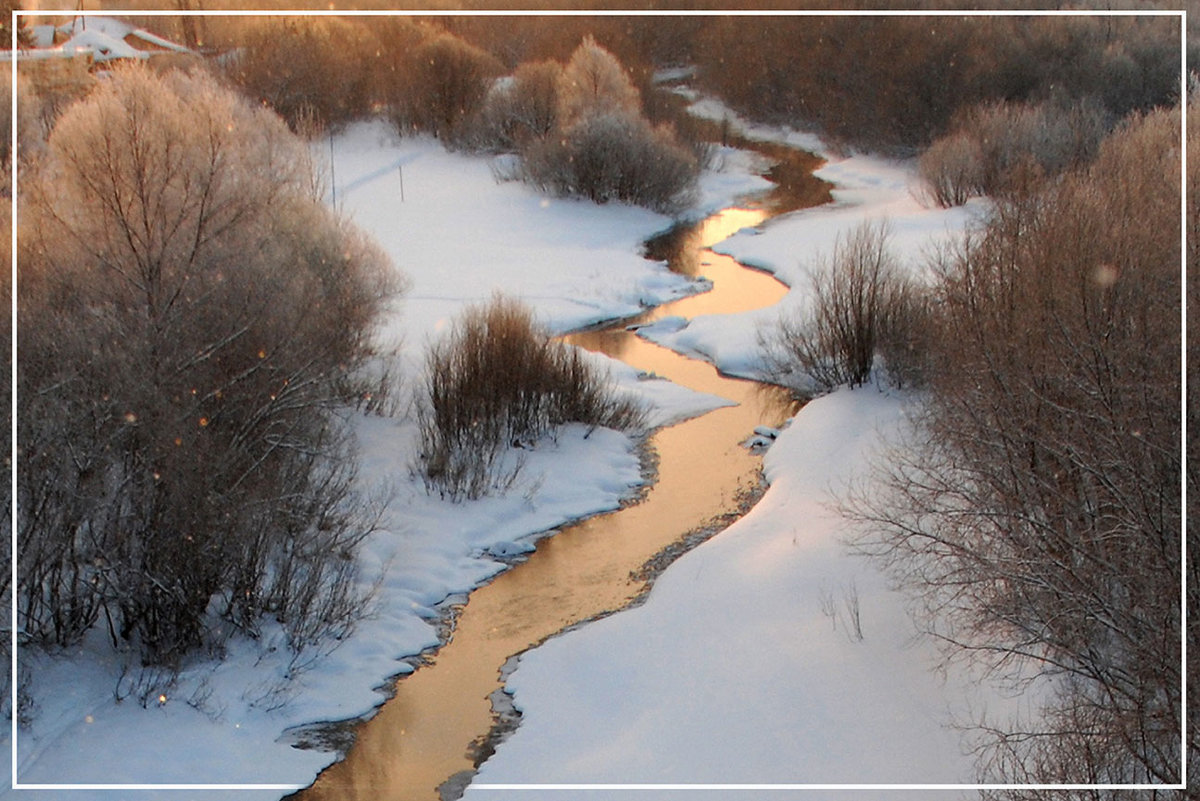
top-left (103, 5), bottom-right (1186, 155)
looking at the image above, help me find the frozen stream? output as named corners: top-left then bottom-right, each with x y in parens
top-left (293, 162), bottom-right (828, 801)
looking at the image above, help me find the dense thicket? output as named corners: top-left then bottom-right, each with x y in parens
top-left (919, 97), bottom-right (1112, 207)
top-left (694, 14), bottom-right (1179, 153)
top-left (215, 12), bottom-right (1178, 204)
top-left (223, 16), bottom-right (384, 133)
top-left (120, 7), bottom-right (1186, 156)
top-left (852, 108), bottom-right (1186, 792)
top-left (418, 296), bottom-right (644, 501)
top-left (17, 66), bottom-right (396, 666)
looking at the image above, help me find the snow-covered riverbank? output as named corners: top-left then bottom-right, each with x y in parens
top-left (463, 110), bottom-right (1034, 799)
top-left (9, 104), bottom-right (1032, 798)
top-left (6, 120), bottom-right (770, 796)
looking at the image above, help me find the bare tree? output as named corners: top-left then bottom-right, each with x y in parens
top-left (18, 65), bottom-right (397, 666)
top-left (850, 108), bottom-right (1186, 793)
top-left (399, 31), bottom-right (503, 142)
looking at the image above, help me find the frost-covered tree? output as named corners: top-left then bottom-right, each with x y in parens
top-left (18, 65), bottom-right (397, 665)
top-left (476, 59), bottom-right (562, 150)
top-left (556, 35), bottom-right (641, 128)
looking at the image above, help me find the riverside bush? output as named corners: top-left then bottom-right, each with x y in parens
top-left (919, 98), bottom-right (1110, 207)
top-left (762, 221), bottom-right (920, 393)
top-left (18, 66), bottom-right (397, 666)
top-left (854, 108), bottom-right (1186, 791)
top-left (519, 110), bottom-right (699, 213)
top-left (418, 296), bottom-right (645, 501)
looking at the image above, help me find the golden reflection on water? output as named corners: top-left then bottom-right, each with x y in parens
top-left (297, 208), bottom-right (799, 801)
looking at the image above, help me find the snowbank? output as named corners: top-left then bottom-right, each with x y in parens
top-left (464, 119), bottom-right (1029, 798)
top-left (469, 389), bottom-right (1021, 795)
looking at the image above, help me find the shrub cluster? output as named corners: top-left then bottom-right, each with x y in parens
top-left (418, 296), bottom-right (645, 501)
top-left (919, 98), bottom-right (1111, 207)
top-left (494, 37), bottom-right (700, 213)
top-left (854, 108), bottom-right (1186, 791)
top-left (17, 66), bottom-right (397, 666)
top-left (761, 221), bottom-right (923, 393)
top-left (223, 16), bottom-right (383, 134)
top-left (519, 111), bottom-right (699, 213)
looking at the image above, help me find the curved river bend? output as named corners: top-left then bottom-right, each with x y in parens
top-left (294, 148), bottom-right (829, 801)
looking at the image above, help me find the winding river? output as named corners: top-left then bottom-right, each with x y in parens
top-left (292, 141), bottom-right (830, 801)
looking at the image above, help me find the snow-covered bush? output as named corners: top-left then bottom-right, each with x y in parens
top-left (418, 295), bottom-right (644, 501)
top-left (17, 65), bottom-right (398, 666)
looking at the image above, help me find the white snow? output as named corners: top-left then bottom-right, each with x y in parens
top-left (468, 388), bottom-right (1031, 798)
top-left (6, 17), bottom-right (191, 63)
top-left (60, 16), bottom-right (190, 54)
top-left (59, 29), bottom-right (148, 62)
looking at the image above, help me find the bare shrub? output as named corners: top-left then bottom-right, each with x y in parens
top-left (918, 131), bottom-right (985, 208)
top-left (851, 108), bottom-right (1184, 790)
top-left (418, 296), bottom-right (644, 501)
top-left (18, 65), bottom-right (398, 666)
top-left (520, 111), bottom-right (699, 213)
top-left (762, 220), bottom-right (916, 392)
top-left (920, 98), bottom-right (1112, 207)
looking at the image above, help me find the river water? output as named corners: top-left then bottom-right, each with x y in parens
top-left (293, 147), bottom-right (829, 801)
